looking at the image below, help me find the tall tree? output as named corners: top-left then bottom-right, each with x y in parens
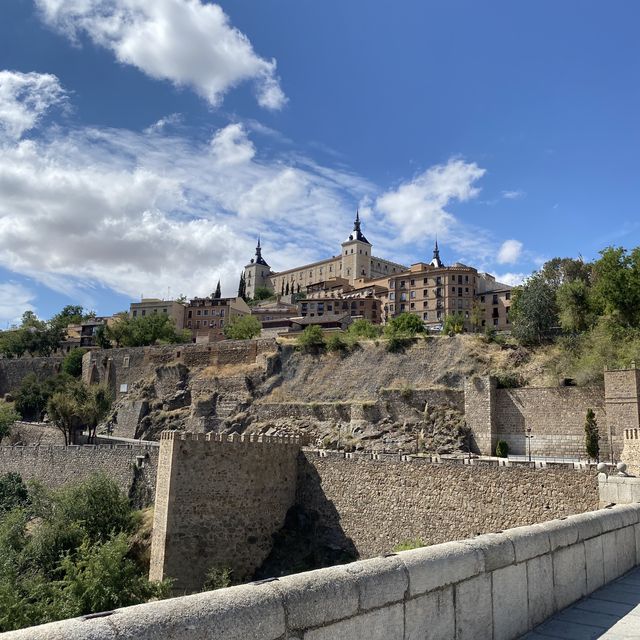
top-left (584, 408), bottom-right (599, 461)
top-left (510, 273), bottom-right (559, 345)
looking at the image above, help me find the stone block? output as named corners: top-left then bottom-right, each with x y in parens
top-left (544, 518), bottom-right (579, 551)
top-left (303, 603), bottom-right (404, 640)
top-left (584, 536), bottom-right (605, 593)
top-left (459, 532), bottom-right (515, 571)
top-left (0, 618), bottom-right (117, 640)
top-left (614, 504), bottom-right (640, 527)
top-left (602, 530), bottom-right (618, 583)
top-left (553, 544), bottom-right (587, 610)
top-left (90, 582), bottom-right (284, 640)
top-left (615, 526), bottom-right (636, 576)
top-left (570, 511), bottom-right (603, 541)
top-left (400, 542), bottom-right (483, 597)
top-left (503, 523), bottom-right (550, 562)
top-left (345, 555), bottom-right (408, 611)
top-left (526, 554), bottom-right (554, 628)
top-left (404, 587), bottom-right (454, 640)
top-left (454, 573), bottom-right (492, 640)
top-left (599, 508), bottom-right (625, 533)
top-left (277, 566), bottom-right (358, 630)
top-left (492, 563), bottom-right (528, 640)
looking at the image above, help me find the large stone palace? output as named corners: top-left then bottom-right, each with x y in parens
top-left (245, 213), bottom-right (513, 330)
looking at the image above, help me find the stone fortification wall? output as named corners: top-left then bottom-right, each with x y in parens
top-left (7, 421), bottom-right (65, 445)
top-left (0, 356), bottom-right (63, 395)
top-left (0, 443), bottom-right (158, 502)
top-left (82, 338), bottom-right (278, 400)
top-left (299, 451), bottom-right (599, 558)
top-left (149, 432), bottom-right (301, 592)
top-left (495, 386), bottom-right (606, 459)
top-left (10, 504), bottom-right (640, 640)
top-left (622, 427), bottom-right (640, 475)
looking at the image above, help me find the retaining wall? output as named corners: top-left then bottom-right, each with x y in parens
top-left (0, 356), bottom-right (63, 395)
top-left (0, 444), bottom-right (159, 500)
top-left (300, 451), bottom-right (599, 558)
top-left (8, 503), bottom-right (640, 640)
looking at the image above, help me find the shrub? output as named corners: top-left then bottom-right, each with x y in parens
top-left (61, 348), bottom-right (87, 378)
top-left (400, 386), bottom-right (413, 401)
top-left (0, 473), bottom-right (29, 515)
top-left (347, 319), bottom-right (383, 339)
top-left (297, 325), bottom-right (326, 354)
top-left (393, 539), bottom-right (425, 552)
top-left (385, 335), bottom-right (412, 353)
top-left (0, 403), bottom-right (19, 444)
top-left (385, 313), bottom-right (425, 337)
top-left (495, 373), bottom-right (526, 389)
top-left (495, 440), bottom-right (509, 458)
top-left (203, 567), bottom-right (232, 591)
top-left (442, 312), bottom-right (465, 335)
top-left (327, 333), bottom-right (349, 353)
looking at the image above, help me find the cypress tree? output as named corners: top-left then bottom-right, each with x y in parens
top-left (585, 408), bottom-right (599, 461)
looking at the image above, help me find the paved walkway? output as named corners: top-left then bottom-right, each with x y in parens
top-left (522, 567), bottom-right (640, 639)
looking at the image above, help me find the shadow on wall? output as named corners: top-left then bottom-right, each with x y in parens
top-left (254, 454), bottom-right (358, 579)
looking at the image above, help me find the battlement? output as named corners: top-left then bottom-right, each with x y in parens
top-left (159, 430), bottom-right (304, 446)
top-left (0, 442), bottom-right (158, 453)
top-left (311, 449), bottom-right (594, 471)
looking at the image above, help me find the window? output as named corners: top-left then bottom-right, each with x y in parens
top-left (203, 310), bottom-right (208, 316)
top-left (400, 292), bottom-right (407, 301)
top-left (423, 278), bottom-right (428, 285)
top-left (493, 294), bottom-right (499, 305)
top-left (119, 383), bottom-right (128, 393)
top-left (423, 290), bottom-right (428, 297)
top-left (141, 310), bottom-right (146, 316)
top-left (400, 303), bottom-right (406, 311)
top-left (423, 301), bottom-right (428, 308)
top-left (187, 321), bottom-right (192, 328)
top-left (400, 280), bottom-right (406, 288)
top-left (493, 318), bottom-right (499, 326)
top-left (465, 275), bottom-right (469, 283)
top-left (220, 320), bottom-right (224, 327)
top-left (123, 356), bottom-right (130, 368)
top-left (221, 309), bottom-right (225, 317)
top-left (458, 275), bottom-right (463, 284)
top-left (389, 304), bottom-right (395, 312)
top-left (410, 302), bottom-right (415, 309)
top-left (197, 310), bottom-right (201, 316)
top-left (410, 291), bottom-right (416, 299)
top-left (465, 288), bottom-right (469, 293)
top-left (153, 309), bottom-right (157, 314)
top-left (410, 279), bottom-right (415, 286)
top-left (132, 310), bottom-right (138, 317)
top-left (436, 276), bottom-right (442, 285)
top-left (480, 296), bottom-right (485, 304)
top-left (458, 287), bottom-right (463, 297)
top-left (196, 320), bottom-right (200, 328)
top-left (389, 292), bottom-right (395, 300)
top-left (163, 308), bottom-right (167, 313)
top-left (423, 312), bottom-right (428, 320)
top-left (436, 288), bottom-right (442, 298)
top-left (506, 292), bottom-right (511, 300)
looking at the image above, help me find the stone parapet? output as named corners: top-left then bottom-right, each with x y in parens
top-left (7, 503), bottom-right (640, 640)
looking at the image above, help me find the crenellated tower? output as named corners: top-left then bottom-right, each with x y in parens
top-left (340, 211), bottom-right (372, 282)
top-left (243, 237), bottom-right (274, 300)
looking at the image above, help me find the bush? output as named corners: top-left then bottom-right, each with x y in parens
top-left (495, 440), bottom-right (509, 458)
top-left (442, 312), bottom-right (465, 335)
top-left (297, 325), bottom-right (326, 354)
top-left (393, 539), bottom-right (425, 552)
top-left (385, 313), bottom-right (425, 337)
top-left (61, 348), bottom-right (87, 378)
top-left (494, 373), bottom-right (526, 389)
top-left (326, 333), bottom-right (349, 353)
top-left (223, 315), bottom-right (261, 340)
top-left (203, 567), bottom-right (232, 591)
top-left (347, 319), bottom-right (382, 339)
top-left (0, 473), bottom-right (29, 515)
top-left (0, 403), bottom-right (19, 444)
top-left (385, 335), bottom-right (412, 353)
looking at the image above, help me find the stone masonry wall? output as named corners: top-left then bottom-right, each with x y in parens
top-left (298, 451), bottom-right (599, 558)
top-left (82, 338), bottom-right (278, 401)
top-left (149, 432), bottom-right (301, 592)
top-left (11, 504), bottom-right (640, 640)
top-left (0, 356), bottom-right (63, 396)
top-left (0, 444), bottom-right (159, 500)
top-left (495, 387), bottom-right (606, 459)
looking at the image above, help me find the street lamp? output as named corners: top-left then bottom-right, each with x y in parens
top-left (526, 428), bottom-right (534, 462)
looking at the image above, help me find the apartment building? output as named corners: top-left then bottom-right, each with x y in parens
top-left (184, 296), bottom-right (251, 343)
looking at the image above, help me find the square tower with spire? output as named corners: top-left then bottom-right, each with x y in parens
top-left (244, 237), bottom-right (274, 300)
top-left (341, 211), bottom-right (372, 282)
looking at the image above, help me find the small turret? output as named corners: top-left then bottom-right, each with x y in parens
top-left (431, 238), bottom-right (444, 268)
top-left (254, 236), bottom-right (269, 267)
top-left (345, 210), bottom-right (370, 244)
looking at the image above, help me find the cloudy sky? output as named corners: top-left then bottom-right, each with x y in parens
top-left (1, 0), bottom-right (639, 325)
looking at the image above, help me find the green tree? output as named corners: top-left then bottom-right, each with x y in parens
top-left (0, 403), bottom-right (19, 445)
top-left (105, 314), bottom-right (187, 347)
top-left (326, 333), bottom-right (349, 353)
top-left (556, 279), bottom-right (596, 333)
top-left (49, 305), bottom-right (91, 332)
top-left (253, 286), bottom-right (274, 301)
top-left (442, 312), bottom-right (465, 335)
top-left (223, 315), bottom-right (261, 340)
top-left (584, 408), bottom-right (599, 461)
top-left (385, 313), bottom-right (425, 337)
top-left (297, 325), bottom-right (326, 354)
top-left (495, 440), bottom-right (509, 458)
top-left (510, 273), bottom-right (558, 345)
top-left (13, 374), bottom-right (47, 422)
top-left (61, 348), bottom-right (87, 378)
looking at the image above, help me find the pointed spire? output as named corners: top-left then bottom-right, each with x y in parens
top-left (214, 280), bottom-right (221, 299)
top-left (344, 209), bottom-right (370, 244)
top-left (431, 236), bottom-right (443, 268)
top-left (253, 235), bottom-right (268, 266)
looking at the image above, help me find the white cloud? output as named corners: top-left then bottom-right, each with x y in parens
top-left (209, 123), bottom-right (255, 167)
top-left (502, 189), bottom-right (525, 200)
top-left (144, 113), bottom-right (182, 134)
top-left (0, 70), bottom-right (66, 140)
top-left (376, 159), bottom-right (486, 243)
top-left (0, 282), bottom-right (36, 326)
top-left (497, 239), bottom-right (523, 264)
top-left (494, 272), bottom-right (527, 286)
top-left (34, 0), bottom-right (286, 110)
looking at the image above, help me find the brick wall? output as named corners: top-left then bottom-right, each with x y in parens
top-left (298, 451), bottom-right (599, 559)
top-left (149, 432), bottom-right (301, 592)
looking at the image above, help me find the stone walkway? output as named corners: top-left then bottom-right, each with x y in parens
top-left (522, 567), bottom-right (640, 639)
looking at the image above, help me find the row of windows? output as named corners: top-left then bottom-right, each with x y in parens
top-left (187, 320), bottom-right (225, 329)
top-left (132, 308), bottom-right (168, 317)
top-left (391, 274), bottom-right (477, 288)
top-left (187, 309), bottom-right (226, 318)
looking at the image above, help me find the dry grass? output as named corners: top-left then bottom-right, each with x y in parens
top-left (198, 362), bottom-right (259, 378)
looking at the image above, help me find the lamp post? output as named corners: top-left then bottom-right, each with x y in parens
top-left (526, 428), bottom-right (534, 462)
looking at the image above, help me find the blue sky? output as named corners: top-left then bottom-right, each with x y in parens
top-left (0, 0), bottom-right (639, 326)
